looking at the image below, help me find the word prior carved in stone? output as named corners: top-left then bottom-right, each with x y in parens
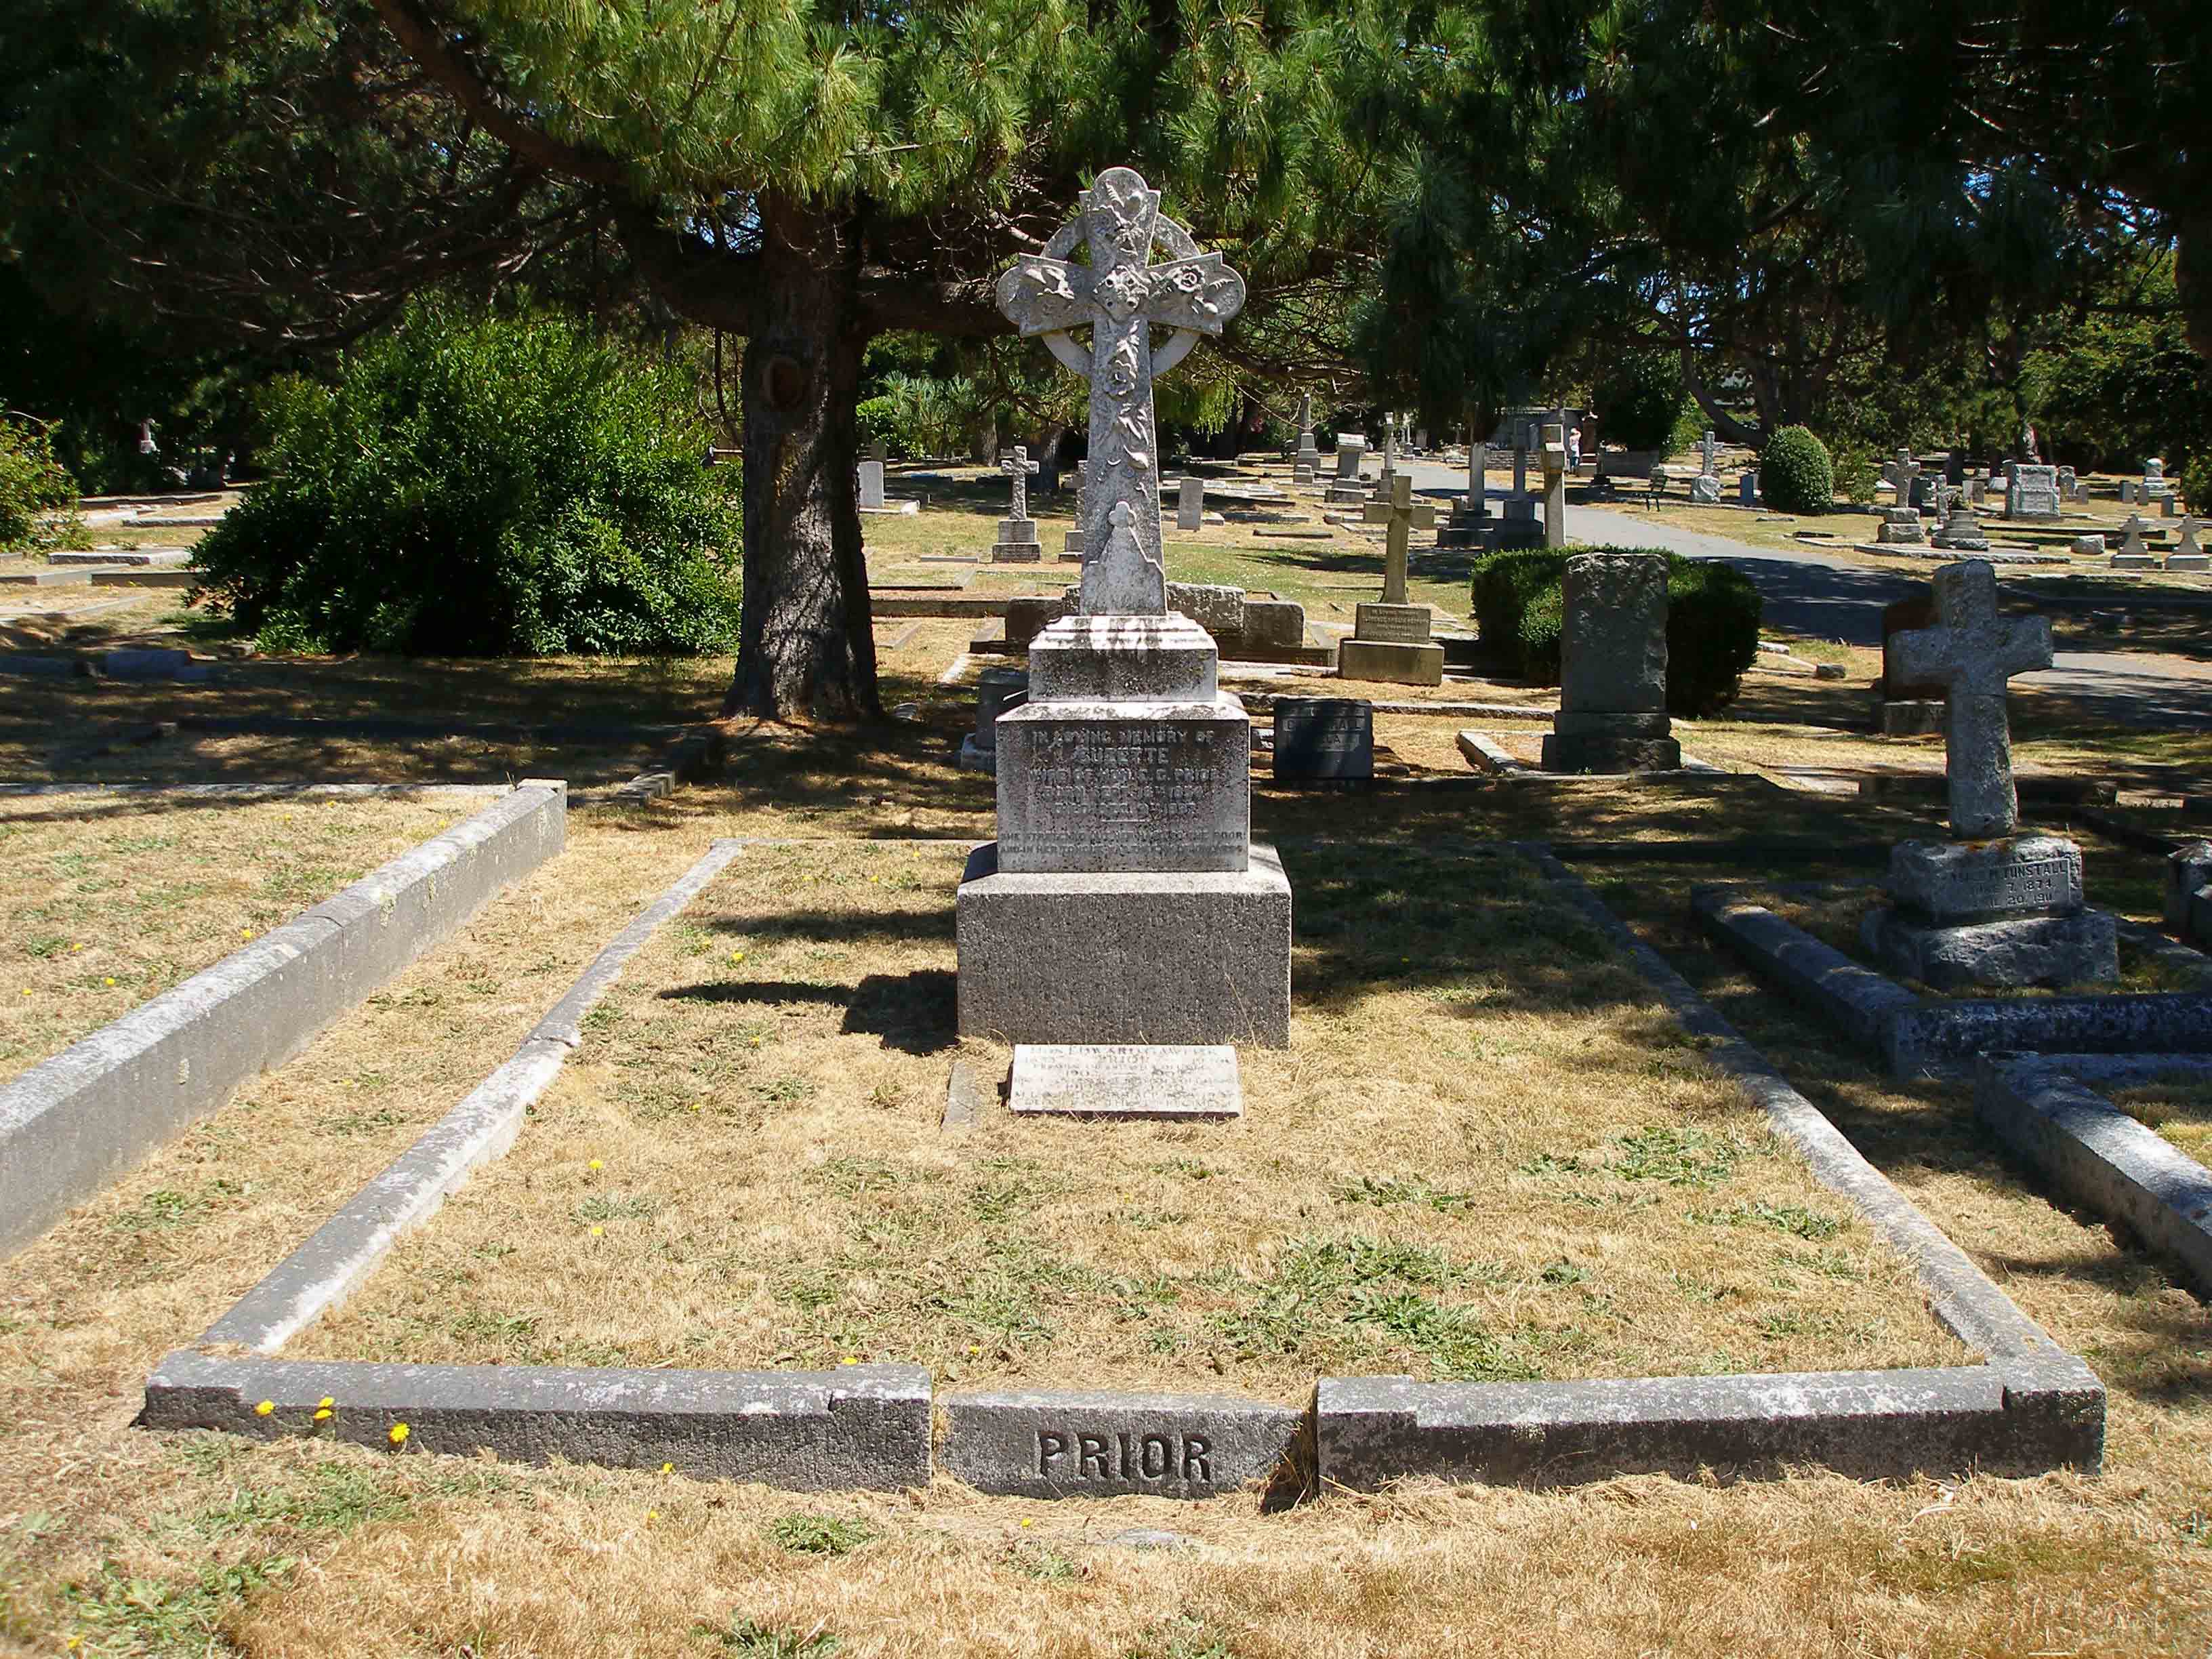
top-left (1038, 1429), bottom-right (1212, 1485)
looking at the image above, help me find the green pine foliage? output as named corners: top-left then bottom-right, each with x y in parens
top-left (1757, 427), bottom-right (1834, 515)
top-left (1470, 548), bottom-right (1761, 714)
top-left (0, 415), bottom-right (81, 553)
top-left (193, 306), bottom-right (741, 657)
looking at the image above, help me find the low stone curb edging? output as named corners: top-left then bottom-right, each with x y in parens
top-left (142, 1351), bottom-right (931, 1492)
top-left (135, 836), bottom-right (2106, 1494)
top-left (1692, 886), bottom-right (2212, 1079)
top-left (1, 781), bottom-right (567, 1259)
top-left (1974, 1052), bottom-right (2212, 1298)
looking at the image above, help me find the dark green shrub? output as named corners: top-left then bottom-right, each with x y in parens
top-left (1759, 426), bottom-right (1834, 515)
top-left (1593, 348), bottom-right (1693, 452)
top-left (193, 305), bottom-right (741, 656)
top-left (0, 416), bottom-right (81, 552)
top-left (2182, 452), bottom-right (2211, 515)
top-left (1470, 546), bottom-right (1761, 714)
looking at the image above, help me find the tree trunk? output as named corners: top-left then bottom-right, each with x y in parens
top-left (1680, 347), bottom-right (1761, 448)
top-left (724, 205), bottom-right (880, 722)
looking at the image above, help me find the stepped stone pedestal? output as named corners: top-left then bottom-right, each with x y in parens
top-left (1863, 836), bottom-right (2116, 990)
top-left (1860, 560), bottom-right (2116, 989)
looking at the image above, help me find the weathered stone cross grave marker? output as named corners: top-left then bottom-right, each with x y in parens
top-left (1889, 559), bottom-right (2049, 838)
top-left (1361, 473), bottom-right (1437, 606)
top-left (996, 167), bottom-right (1246, 612)
top-left (1000, 445), bottom-right (1040, 521)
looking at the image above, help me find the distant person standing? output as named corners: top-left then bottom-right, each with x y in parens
top-left (1566, 424), bottom-right (1582, 471)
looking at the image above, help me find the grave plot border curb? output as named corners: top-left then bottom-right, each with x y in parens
top-left (0, 781), bottom-right (567, 1260)
top-left (1690, 884), bottom-right (2212, 1080)
top-left (1973, 1052), bottom-right (2212, 1299)
top-left (142, 840), bottom-right (932, 1492)
top-left (1309, 848), bottom-right (2100, 1492)
top-left (141, 836), bottom-right (2102, 1498)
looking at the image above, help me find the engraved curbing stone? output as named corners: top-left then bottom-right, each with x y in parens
top-left (940, 1389), bottom-right (1302, 1499)
top-left (1885, 835), bottom-right (2085, 923)
top-left (1008, 1043), bottom-right (1242, 1119)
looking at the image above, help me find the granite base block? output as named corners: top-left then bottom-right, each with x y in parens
top-left (1862, 905), bottom-right (2118, 991)
top-left (1876, 697), bottom-right (1946, 737)
top-left (1886, 836), bottom-right (2085, 924)
top-left (956, 842), bottom-right (1291, 1046)
top-left (1539, 731), bottom-right (1682, 774)
top-left (1336, 638), bottom-right (1444, 687)
top-left (940, 1390), bottom-right (1304, 1500)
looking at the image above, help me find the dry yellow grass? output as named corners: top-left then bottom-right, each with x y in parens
top-left (2108, 1076), bottom-right (2212, 1164)
top-left (0, 808), bottom-right (2207, 1656)
top-left (294, 842), bottom-right (1958, 1395)
top-left (0, 790), bottom-right (488, 1083)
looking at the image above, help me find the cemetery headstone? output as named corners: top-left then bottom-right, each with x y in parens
top-left (1539, 551), bottom-right (1681, 772)
top-left (1377, 415), bottom-right (1398, 487)
top-left (2170, 516), bottom-right (2209, 571)
top-left (2116, 514), bottom-right (2155, 564)
top-left (1343, 474), bottom-right (1443, 685)
top-left (1327, 434), bottom-right (1369, 504)
top-left (966, 163), bottom-right (1290, 1052)
top-left (1294, 393), bottom-right (1320, 483)
top-left (1877, 505), bottom-right (1928, 544)
top-left (991, 445), bottom-right (1044, 562)
top-left (1273, 697), bottom-right (1374, 783)
top-left (1540, 422), bottom-right (1569, 550)
top-left (2144, 457), bottom-right (2177, 506)
top-left (2071, 534), bottom-right (2107, 558)
top-left (1738, 472), bottom-right (1759, 507)
top-left (857, 459), bottom-right (888, 510)
top-left (1177, 476), bottom-right (1205, 532)
top-left (1691, 429), bottom-right (1719, 501)
top-left (1064, 461), bottom-right (1090, 560)
top-left (958, 665), bottom-right (1030, 773)
top-left (2004, 464), bottom-right (2063, 522)
top-left (1931, 500), bottom-right (1990, 551)
top-left (1862, 559), bottom-right (2116, 988)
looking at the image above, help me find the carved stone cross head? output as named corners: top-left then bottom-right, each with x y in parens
top-left (1891, 559), bottom-right (2053, 839)
top-left (995, 166), bottom-right (1246, 615)
top-left (999, 445), bottom-right (1040, 521)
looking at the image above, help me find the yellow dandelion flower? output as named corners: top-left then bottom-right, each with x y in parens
top-left (319, 1396), bottom-right (333, 1408)
top-left (660, 1462), bottom-right (674, 1475)
top-left (645, 1509), bottom-right (659, 1521)
top-left (966, 1345), bottom-right (980, 1357)
top-left (241, 928), bottom-right (256, 940)
top-left (588, 1158), bottom-right (603, 1171)
top-left (19, 988), bottom-right (29, 996)
top-left (689, 1101), bottom-right (702, 1113)
top-left (729, 951), bottom-right (745, 963)
top-left (314, 1408), bottom-right (333, 1422)
top-left (102, 977), bottom-right (116, 987)
top-left (388, 1422), bottom-right (410, 1446)
top-left (748, 1036), bottom-right (762, 1047)
top-left (254, 1399), bottom-right (275, 1416)
top-left (590, 1225), bottom-right (604, 1237)
top-left (840, 1355), bottom-right (859, 1365)
top-left (1020, 1517), bottom-right (1033, 1528)
top-left (70, 942), bottom-right (83, 952)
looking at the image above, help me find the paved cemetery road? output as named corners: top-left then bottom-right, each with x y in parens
top-left (1396, 459), bottom-right (2212, 732)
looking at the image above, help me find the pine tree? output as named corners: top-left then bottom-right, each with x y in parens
top-left (354, 0), bottom-right (1380, 718)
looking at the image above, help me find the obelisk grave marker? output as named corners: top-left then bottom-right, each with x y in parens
top-left (962, 166), bottom-right (1291, 1086)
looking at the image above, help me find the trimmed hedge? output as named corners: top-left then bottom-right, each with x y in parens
top-left (1759, 425), bottom-right (1834, 515)
top-left (1471, 546), bottom-right (1762, 714)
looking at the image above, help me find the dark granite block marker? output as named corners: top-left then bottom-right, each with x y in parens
top-left (1273, 697), bottom-right (1374, 782)
top-left (941, 1389), bottom-right (1304, 1499)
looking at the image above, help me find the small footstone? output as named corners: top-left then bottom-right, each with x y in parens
top-left (1008, 1044), bottom-right (1242, 1120)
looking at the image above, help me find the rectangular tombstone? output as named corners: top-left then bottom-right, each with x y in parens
top-left (857, 461), bottom-right (887, 510)
top-left (2006, 465), bottom-right (2063, 521)
top-left (1353, 602), bottom-right (1433, 645)
top-left (1882, 594), bottom-right (1945, 699)
top-left (1177, 476), bottom-right (1204, 531)
top-left (1334, 436), bottom-right (1367, 480)
top-left (1008, 1043), bottom-right (1242, 1119)
top-left (1273, 697), bottom-right (1374, 781)
top-left (993, 701), bottom-right (1252, 873)
top-left (1559, 552), bottom-right (1667, 714)
top-left (941, 1390), bottom-right (1303, 1499)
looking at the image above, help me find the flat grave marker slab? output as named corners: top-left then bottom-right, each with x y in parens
top-left (1008, 1043), bottom-right (1242, 1119)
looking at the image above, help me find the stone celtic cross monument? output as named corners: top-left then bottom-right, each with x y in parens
top-left (961, 167), bottom-right (1292, 1088)
top-left (1862, 560), bottom-right (2116, 988)
top-left (996, 168), bottom-right (1245, 610)
top-left (1340, 475), bottom-right (1442, 686)
top-left (991, 445), bottom-right (1044, 562)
